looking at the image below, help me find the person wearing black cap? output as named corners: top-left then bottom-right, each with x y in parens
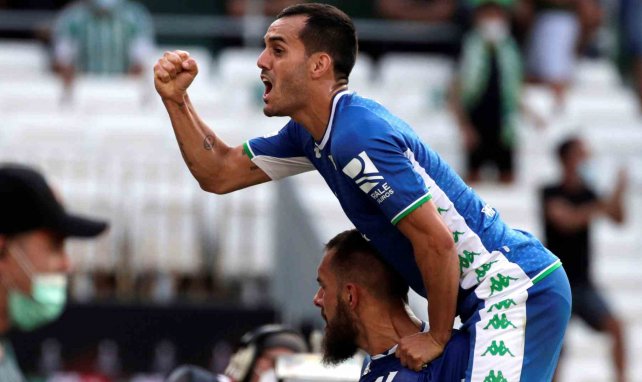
top-left (0, 163), bottom-right (108, 381)
top-left (167, 324), bottom-right (308, 382)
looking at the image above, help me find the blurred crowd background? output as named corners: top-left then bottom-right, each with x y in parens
top-left (0, 0), bottom-right (640, 381)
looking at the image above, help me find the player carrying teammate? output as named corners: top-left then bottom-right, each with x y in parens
top-left (153, 3), bottom-right (571, 381)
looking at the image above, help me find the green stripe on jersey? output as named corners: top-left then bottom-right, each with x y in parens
top-left (243, 142), bottom-right (255, 159)
top-left (391, 193), bottom-right (432, 225)
top-left (532, 260), bottom-right (562, 284)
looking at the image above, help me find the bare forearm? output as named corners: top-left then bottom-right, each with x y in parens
top-left (154, 50), bottom-right (269, 193)
top-left (397, 203), bottom-right (459, 345)
top-left (417, 244), bottom-right (458, 345)
top-left (546, 199), bottom-right (600, 232)
top-left (163, 94), bottom-right (231, 190)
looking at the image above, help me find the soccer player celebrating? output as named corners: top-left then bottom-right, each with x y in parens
top-left (314, 229), bottom-right (469, 381)
top-left (154, 3), bottom-right (571, 381)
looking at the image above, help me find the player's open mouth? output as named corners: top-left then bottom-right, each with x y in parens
top-left (261, 76), bottom-right (273, 100)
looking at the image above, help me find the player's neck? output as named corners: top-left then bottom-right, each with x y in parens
top-left (358, 303), bottom-right (422, 356)
top-left (292, 81), bottom-right (348, 143)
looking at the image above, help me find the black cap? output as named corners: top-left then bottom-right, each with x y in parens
top-left (0, 164), bottom-right (108, 237)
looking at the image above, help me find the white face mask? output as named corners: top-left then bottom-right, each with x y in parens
top-left (4, 243), bottom-right (68, 331)
top-left (478, 19), bottom-right (509, 43)
top-left (577, 159), bottom-right (598, 188)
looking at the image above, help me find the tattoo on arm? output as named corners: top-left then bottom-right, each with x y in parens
top-left (203, 135), bottom-right (215, 151)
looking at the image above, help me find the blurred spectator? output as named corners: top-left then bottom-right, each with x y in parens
top-left (227, 0), bottom-right (300, 17)
top-left (542, 137), bottom-right (627, 382)
top-left (52, 0), bottom-right (154, 88)
top-left (449, 0), bottom-right (523, 183)
top-left (618, 0), bottom-right (642, 111)
top-left (377, 0), bottom-right (457, 23)
top-left (167, 324), bottom-right (307, 382)
top-left (522, 0), bottom-right (602, 109)
top-left (0, 164), bottom-right (108, 381)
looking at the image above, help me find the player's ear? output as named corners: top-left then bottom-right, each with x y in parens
top-left (309, 52), bottom-right (332, 80)
top-left (344, 283), bottom-right (359, 309)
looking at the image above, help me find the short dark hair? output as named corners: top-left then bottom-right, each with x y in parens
top-left (325, 229), bottom-right (409, 302)
top-left (557, 137), bottom-right (581, 163)
top-left (277, 3), bottom-right (358, 82)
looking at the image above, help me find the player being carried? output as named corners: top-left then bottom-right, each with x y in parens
top-left (315, 229), bottom-right (469, 381)
top-left (154, 3), bottom-right (571, 381)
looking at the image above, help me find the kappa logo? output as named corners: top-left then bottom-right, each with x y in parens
top-left (342, 151), bottom-right (384, 193)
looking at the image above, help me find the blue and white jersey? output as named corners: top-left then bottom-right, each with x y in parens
top-left (360, 324), bottom-right (468, 382)
top-left (244, 91), bottom-right (560, 319)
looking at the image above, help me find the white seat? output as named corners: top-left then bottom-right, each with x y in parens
top-left (0, 75), bottom-right (65, 114)
top-left (216, 47), bottom-right (263, 87)
top-left (0, 40), bottom-right (49, 78)
top-left (72, 75), bottom-right (148, 115)
top-left (629, 156), bottom-right (642, 189)
top-left (375, 53), bottom-right (454, 116)
top-left (379, 53), bottom-right (455, 92)
top-left (214, 48), bottom-right (265, 113)
top-left (585, 127), bottom-right (642, 157)
top-left (125, 156), bottom-right (202, 274)
top-left (566, 90), bottom-right (639, 122)
top-left (374, 86), bottom-right (433, 122)
top-left (289, 173), bottom-right (353, 246)
top-left (216, 183), bottom-right (277, 278)
top-left (88, 114), bottom-right (176, 155)
top-left (2, 114), bottom-right (86, 162)
top-left (349, 53), bottom-right (375, 91)
top-left (574, 59), bottom-right (621, 89)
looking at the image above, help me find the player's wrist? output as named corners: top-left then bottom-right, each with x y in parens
top-left (428, 330), bottom-right (451, 348)
top-left (162, 93), bottom-right (188, 108)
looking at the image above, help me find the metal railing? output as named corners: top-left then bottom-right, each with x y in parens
top-left (0, 9), bottom-right (461, 45)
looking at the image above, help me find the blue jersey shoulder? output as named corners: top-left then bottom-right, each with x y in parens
top-left (331, 97), bottom-right (401, 160)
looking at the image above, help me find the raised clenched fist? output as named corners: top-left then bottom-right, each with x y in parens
top-left (153, 50), bottom-right (199, 105)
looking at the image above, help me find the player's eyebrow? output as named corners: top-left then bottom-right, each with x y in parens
top-left (266, 35), bottom-right (287, 44)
